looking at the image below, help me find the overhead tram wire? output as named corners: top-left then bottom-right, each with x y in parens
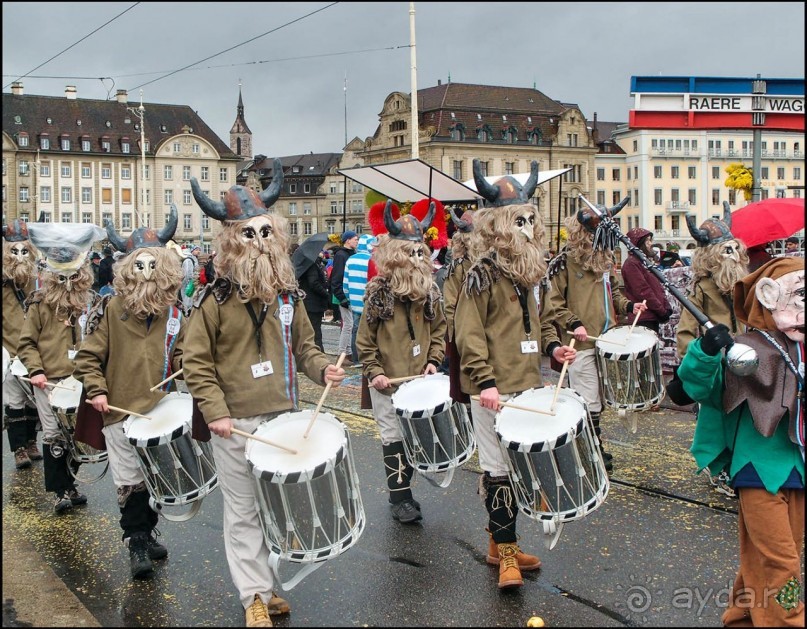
top-left (126, 2), bottom-right (340, 92)
top-left (3, 2), bottom-right (141, 90)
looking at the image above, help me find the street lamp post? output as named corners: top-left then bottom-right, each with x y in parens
top-left (127, 90), bottom-right (147, 228)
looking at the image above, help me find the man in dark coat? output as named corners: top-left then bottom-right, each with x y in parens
top-left (299, 252), bottom-right (330, 351)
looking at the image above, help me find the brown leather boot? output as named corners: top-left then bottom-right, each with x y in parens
top-left (496, 543), bottom-right (524, 589)
top-left (487, 531), bottom-right (541, 571)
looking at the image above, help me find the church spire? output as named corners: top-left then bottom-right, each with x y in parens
top-left (230, 80), bottom-right (252, 159)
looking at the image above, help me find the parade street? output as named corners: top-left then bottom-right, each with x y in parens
top-left (2, 322), bottom-right (792, 628)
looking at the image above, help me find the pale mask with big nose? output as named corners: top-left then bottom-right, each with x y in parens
top-left (721, 239), bottom-right (741, 262)
top-left (240, 216), bottom-right (274, 255)
top-left (514, 211), bottom-right (536, 241)
top-left (10, 244), bottom-right (30, 261)
top-left (134, 252), bottom-right (157, 281)
top-left (57, 271), bottom-right (80, 291)
top-left (409, 246), bottom-right (425, 263)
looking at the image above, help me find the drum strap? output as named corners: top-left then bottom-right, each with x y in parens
top-left (512, 283), bottom-right (532, 337)
top-left (277, 294), bottom-right (298, 407)
top-left (158, 306), bottom-right (182, 392)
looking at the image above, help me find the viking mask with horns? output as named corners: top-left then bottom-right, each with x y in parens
top-left (449, 206), bottom-right (474, 234)
top-left (687, 201), bottom-right (735, 247)
top-left (106, 204), bottom-right (178, 255)
top-left (473, 159), bottom-right (539, 207)
top-left (384, 199), bottom-right (435, 241)
top-left (575, 195), bottom-right (629, 252)
top-left (191, 158), bottom-right (283, 223)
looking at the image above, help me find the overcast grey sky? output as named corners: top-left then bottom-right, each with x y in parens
top-left (3, 2), bottom-right (804, 158)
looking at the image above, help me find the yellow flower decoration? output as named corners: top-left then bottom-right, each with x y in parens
top-left (559, 227), bottom-right (569, 243)
top-left (400, 201), bottom-right (413, 216)
top-left (425, 226), bottom-right (438, 242)
top-left (724, 163), bottom-right (754, 201)
top-left (328, 234), bottom-right (342, 245)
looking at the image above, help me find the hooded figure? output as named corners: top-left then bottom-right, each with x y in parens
top-left (678, 256), bottom-right (804, 628)
top-left (72, 205), bottom-right (183, 580)
top-left (620, 227), bottom-right (672, 334)
top-left (181, 158), bottom-right (345, 624)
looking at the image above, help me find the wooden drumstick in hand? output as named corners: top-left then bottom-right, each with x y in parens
top-left (18, 376), bottom-right (75, 391)
top-left (387, 374), bottom-right (426, 384)
top-left (84, 399), bottom-right (152, 420)
top-left (470, 396), bottom-right (556, 416)
top-left (303, 352), bottom-right (347, 439)
top-left (628, 300), bottom-right (646, 337)
top-left (550, 338), bottom-right (576, 413)
top-left (149, 369), bottom-right (183, 392)
top-left (231, 428), bottom-right (298, 454)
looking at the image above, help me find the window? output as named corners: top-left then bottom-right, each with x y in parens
top-left (289, 223), bottom-right (298, 236)
top-left (101, 139), bottom-right (111, 152)
top-left (627, 168), bottom-right (631, 180)
top-left (61, 163), bottom-right (71, 177)
top-left (596, 190), bottom-right (605, 205)
top-left (729, 189), bottom-right (737, 205)
top-left (40, 137), bottom-right (50, 150)
top-left (303, 183), bottom-right (311, 194)
top-left (183, 214), bottom-right (192, 230)
top-left (121, 165), bottom-right (131, 179)
top-left (202, 216), bottom-right (210, 231)
top-left (453, 160), bottom-right (463, 180)
top-left (41, 186), bottom-right (51, 202)
top-left (82, 139), bottom-right (91, 152)
top-left (164, 165), bottom-right (173, 180)
top-left (289, 202), bottom-right (297, 215)
top-left (182, 166), bottom-right (191, 181)
top-left (567, 133), bottom-right (577, 147)
top-left (330, 201), bottom-right (338, 214)
top-left (183, 190), bottom-right (192, 205)
top-left (200, 167), bottom-right (209, 181)
top-left (19, 187), bottom-right (29, 202)
top-left (654, 189), bottom-right (663, 205)
top-left (504, 128), bottom-right (518, 143)
top-left (192, 143), bottom-right (200, 154)
top-left (40, 162), bottom-right (50, 177)
top-left (102, 188), bottom-right (112, 204)
top-left (144, 165), bottom-right (150, 180)
top-left (15, 133), bottom-right (27, 147)
top-left (653, 166), bottom-right (662, 179)
top-left (19, 160), bottom-right (29, 175)
top-left (122, 189), bottom-right (132, 204)
top-left (671, 166), bottom-right (679, 179)
top-left (597, 168), bottom-right (605, 181)
top-left (219, 168), bottom-right (228, 183)
top-left (712, 166), bottom-right (720, 179)
top-left (61, 212), bottom-right (73, 223)
top-left (303, 203), bottom-right (312, 215)
top-left (81, 188), bottom-right (92, 204)
top-left (633, 140), bottom-right (638, 152)
top-left (795, 167), bottom-right (802, 180)
top-left (122, 214), bottom-right (132, 230)
top-left (173, 142), bottom-right (181, 153)
top-left (612, 168), bottom-right (620, 181)
top-left (81, 163), bottom-right (91, 178)
top-left (121, 141), bottom-right (130, 154)
top-left (164, 190), bottom-right (174, 204)
top-left (671, 215), bottom-right (680, 231)
top-left (777, 167), bottom-right (785, 179)
top-left (612, 191), bottom-right (621, 205)
top-left (761, 167), bottom-right (769, 179)
top-left (102, 212), bottom-right (113, 225)
top-left (671, 188), bottom-right (680, 203)
top-left (61, 137), bottom-right (71, 151)
top-left (329, 181), bottom-right (337, 194)
top-left (82, 212), bottom-right (93, 224)
top-left (304, 222), bottom-right (312, 236)
top-left (654, 216), bottom-right (663, 231)
top-left (289, 183), bottom-right (297, 194)
top-left (478, 161), bottom-right (489, 177)
top-left (712, 189), bottom-right (720, 205)
top-left (688, 189), bottom-right (697, 205)
top-left (505, 162), bottom-right (515, 175)
top-left (449, 124), bottom-right (465, 141)
top-left (40, 212), bottom-right (51, 223)
top-left (61, 187), bottom-right (72, 203)
top-left (477, 126), bottom-right (492, 142)
top-left (101, 164), bottom-right (111, 179)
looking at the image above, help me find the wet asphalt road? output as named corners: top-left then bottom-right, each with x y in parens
top-left (5, 322), bottom-right (798, 627)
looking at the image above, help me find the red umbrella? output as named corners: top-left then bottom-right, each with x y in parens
top-left (730, 198), bottom-right (805, 248)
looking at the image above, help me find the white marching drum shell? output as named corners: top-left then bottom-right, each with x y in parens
top-left (245, 410), bottom-right (366, 575)
top-left (495, 387), bottom-right (609, 531)
top-left (48, 376), bottom-right (108, 473)
top-left (10, 357), bottom-right (29, 378)
top-left (391, 374), bottom-right (453, 418)
top-left (595, 325), bottom-right (665, 412)
top-left (124, 394), bottom-right (191, 447)
top-left (48, 375), bottom-right (83, 410)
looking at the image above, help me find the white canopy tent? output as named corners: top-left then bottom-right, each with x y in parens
top-left (462, 167), bottom-right (572, 192)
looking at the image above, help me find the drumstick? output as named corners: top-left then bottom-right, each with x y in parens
top-left (387, 374), bottom-right (426, 385)
top-left (303, 352), bottom-right (348, 439)
top-left (566, 331), bottom-right (624, 346)
top-left (83, 399), bottom-right (152, 420)
top-left (470, 396), bottom-right (556, 417)
top-left (18, 376), bottom-right (76, 392)
top-left (149, 369), bottom-right (184, 392)
top-left (627, 300), bottom-right (646, 337)
top-left (550, 338), bottom-right (575, 413)
top-left (230, 428), bottom-right (298, 455)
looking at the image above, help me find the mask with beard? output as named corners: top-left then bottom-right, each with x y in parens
top-left (374, 236), bottom-right (434, 303)
top-left (113, 248), bottom-right (183, 319)
top-left (2, 240), bottom-right (37, 287)
top-left (563, 216), bottom-right (615, 275)
top-left (41, 266), bottom-right (93, 321)
top-left (692, 239), bottom-right (749, 295)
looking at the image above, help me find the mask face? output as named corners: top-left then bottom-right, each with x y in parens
top-left (409, 246), bottom-right (425, 263)
top-left (768, 270), bottom-right (805, 342)
top-left (239, 216), bottom-right (273, 249)
top-left (514, 211), bottom-right (536, 241)
top-left (56, 271), bottom-right (80, 291)
top-left (721, 239), bottom-right (741, 262)
top-left (134, 252), bottom-right (157, 281)
top-left (10, 244), bottom-right (30, 261)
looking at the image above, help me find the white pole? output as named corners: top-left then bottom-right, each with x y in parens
top-left (409, 2), bottom-right (419, 159)
top-left (139, 90), bottom-right (147, 228)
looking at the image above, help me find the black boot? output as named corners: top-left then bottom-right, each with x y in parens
top-left (482, 473), bottom-right (518, 544)
top-left (382, 441), bottom-right (421, 523)
top-left (126, 532), bottom-right (154, 579)
top-left (43, 441), bottom-right (74, 493)
top-left (25, 407), bottom-right (43, 460)
top-left (590, 412), bottom-right (613, 472)
top-left (6, 408), bottom-right (31, 469)
top-left (120, 484), bottom-right (166, 560)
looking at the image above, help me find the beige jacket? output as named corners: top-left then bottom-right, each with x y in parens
top-left (73, 297), bottom-right (185, 426)
top-left (182, 280), bottom-right (330, 423)
top-left (676, 277), bottom-right (741, 359)
top-left (442, 257), bottom-right (471, 342)
top-left (2, 277), bottom-right (37, 355)
top-left (454, 258), bottom-right (560, 396)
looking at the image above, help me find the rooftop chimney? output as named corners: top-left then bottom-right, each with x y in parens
top-left (65, 85), bottom-right (77, 100)
top-left (11, 81), bottom-right (23, 96)
top-left (437, 79), bottom-right (442, 86)
top-left (116, 89), bottom-right (128, 104)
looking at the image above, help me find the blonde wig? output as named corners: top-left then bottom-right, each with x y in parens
top-left (2, 240), bottom-right (39, 288)
top-left (450, 229), bottom-right (475, 262)
top-left (40, 266), bottom-right (93, 321)
top-left (112, 248), bottom-right (183, 319)
top-left (473, 203), bottom-right (548, 286)
top-left (214, 216), bottom-right (297, 304)
top-left (563, 215), bottom-right (616, 275)
top-left (373, 235), bottom-right (434, 303)
top-left (692, 240), bottom-right (749, 295)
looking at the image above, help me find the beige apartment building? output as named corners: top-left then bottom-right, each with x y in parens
top-left (2, 83), bottom-right (240, 253)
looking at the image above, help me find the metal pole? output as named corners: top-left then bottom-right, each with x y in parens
top-left (344, 73), bottom-right (348, 149)
top-left (751, 75), bottom-right (765, 203)
top-left (342, 175), bottom-right (347, 233)
top-left (409, 2), bottom-right (419, 159)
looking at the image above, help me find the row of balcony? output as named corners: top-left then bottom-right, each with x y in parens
top-left (653, 148), bottom-right (803, 159)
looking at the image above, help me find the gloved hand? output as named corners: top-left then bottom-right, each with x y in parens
top-left (701, 323), bottom-right (732, 356)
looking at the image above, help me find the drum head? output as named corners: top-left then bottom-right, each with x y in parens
top-left (48, 376), bottom-right (83, 410)
top-left (391, 374), bottom-right (452, 417)
top-left (10, 357), bottom-right (28, 377)
top-left (124, 393), bottom-right (192, 446)
top-left (246, 411), bottom-right (347, 483)
top-left (596, 325), bottom-right (658, 359)
top-left (495, 387), bottom-right (587, 452)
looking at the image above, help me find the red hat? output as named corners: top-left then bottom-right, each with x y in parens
top-left (410, 198), bottom-right (448, 249)
top-left (368, 200), bottom-right (400, 236)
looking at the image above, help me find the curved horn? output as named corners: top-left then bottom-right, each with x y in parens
top-left (383, 200), bottom-right (401, 237)
top-left (472, 158), bottom-right (499, 204)
top-left (449, 206), bottom-right (470, 232)
top-left (609, 196), bottom-right (630, 217)
top-left (158, 204), bottom-right (179, 244)
top-left (191, 177), bottom-right (226, 221)
top-left (421, 201), bottom-right (436, 231)
top-left (259, 158), bottom-right (284, 208)
top-left (686, 215), bottom-right (709, 244)
top-left (522, 160), bottom-right (540, 200)
top-left (104, 218), bottom-right (127, 252)
top-left (722, 200), bottom-right (732, 228)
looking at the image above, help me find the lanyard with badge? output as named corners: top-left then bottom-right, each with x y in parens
top-left (514, 283), bottom-right (538, 354)
top-left (67, 303), bottom-right (91, 360)
top-left (403, 301), bottom-right (421, 357)
top-left (245, 302), bottom-right (273, 378)
top-left (157, 306), bottom-right (182, 392)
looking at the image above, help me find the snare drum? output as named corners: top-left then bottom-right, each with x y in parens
top-left (10, 356), bottom-right (28, 378)
top-left (49, 376), bottom-right (109, 467)
top-left (595, 325), bottom-right (665, 411)
top-left (495, 387), bottom-right (609, 527)
top-left (246, 411), bottom-right (365, 571)
top-left (390, 374), bottom-right (475, 486)
top-left (124, 393), bottom-right (218, 518)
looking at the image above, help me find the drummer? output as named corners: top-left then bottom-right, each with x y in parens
top-left (454, 159), bottom-right (576, 590)
top-left (72, 206), bottom-right (184, 580)
top-left (17, 222), bottom-right (106, 513)
top-left (182, 166), bottom-right (345, 628)
top-left (355, 200), bottom-right (447, 525)
top-left (2, 220), bottom-right (43, 470)
top-left (544, 198), bottom-right (647, 471)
